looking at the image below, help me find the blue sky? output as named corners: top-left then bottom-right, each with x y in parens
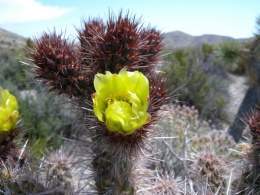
top-left (0, 0), bottom-right (259, 38)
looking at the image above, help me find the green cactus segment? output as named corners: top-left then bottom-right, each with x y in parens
top-left (92, 69), bottom-right (150, 134)
top-left (0, 88), bottom-right (19, 132)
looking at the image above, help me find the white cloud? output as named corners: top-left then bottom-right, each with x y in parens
top-left (0, 0), bottom-right (71, 24)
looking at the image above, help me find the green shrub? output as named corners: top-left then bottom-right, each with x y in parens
top-left (0, 49), bottom-right (33, 90)
top-left (202, 43), bottom-right (214, 59)
top-left (162, 47), bottom-right (229, 124)
top-left (19, 87), bottom-right (80, 156)
top-left (217, 41), bottom-right (246, 74)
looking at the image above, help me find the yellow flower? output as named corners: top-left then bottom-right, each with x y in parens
top-left (92, 69), bottom-right (150, 135)
top-left (0, 88), bottom-right (19, 132)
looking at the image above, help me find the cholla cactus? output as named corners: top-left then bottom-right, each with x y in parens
top-left (247, 109), bottom-right (260, 166)
top-left (31, 12), bottom-right (166, 194)
top-left (44, 149), bottom-right (74, 194)
top-left (230, 108), bottom-right (260, 194)
top-left (0, 87), bottom-right (20, 164)
top-left (191, 152), bottom-right (226, 193)
top-left (134, 157), bottom-right (183, 195)
top-left (0, 148), bottom-right (75, 194)
top-left (151, 104), bottom-right (240, 194)
top-left (243, 108), bottom-right (260, 194)
top-left (191, 130), bottom-right (235, 155)
top-left (31, 32), bottom-right (88, 97)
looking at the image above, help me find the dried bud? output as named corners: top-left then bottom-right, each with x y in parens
top-left (31, 32), bottom-right (88, 96)
top-left (247, 109), bottom-right (260, 135)
top-left (78, 12), bottom-right (162, 76)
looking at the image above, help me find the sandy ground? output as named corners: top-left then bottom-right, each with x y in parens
top-left (225, 73), bottom-right (248, 123)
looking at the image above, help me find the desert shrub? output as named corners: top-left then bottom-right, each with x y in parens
top-left (162, 47), bottom-right (229, 124)
top-left (216, 41), bottom-right (246, 75)
top-left (201, 43), bottom-right (214, 59)
top-left (19, 87), bottom-right (82, 157)
top-left (0, 49), bottom-right (33, 90)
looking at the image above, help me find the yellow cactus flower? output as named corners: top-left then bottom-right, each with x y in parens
top-left (0, 88), bottom-right (19, 132)
top-left (92, 69), bottom-right (150, 135)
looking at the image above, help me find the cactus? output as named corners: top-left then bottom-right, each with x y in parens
top-left (231, 108), bottom-right (260, 194)
top-left (134, 154), bottom-right (184, 195)
top-left (243, 108), bottom-right (260, 194)
top-left (30, 12), bottom-right (166, 194)
top-left (44, 149), bottom-right (74, 194)
top-left (0, 148), bottom-right (75, 194)
top-left (0, 87), bottom-right (21, 165)
top-left (191, 152), bottom-right (226, 193)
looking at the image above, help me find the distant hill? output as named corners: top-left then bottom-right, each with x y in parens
top-left (0, 27), bottom-right (252, 51)
top-left (0, 27), bottom-right (26, 50)
top-left (162, 31), bottom-right (251, 49)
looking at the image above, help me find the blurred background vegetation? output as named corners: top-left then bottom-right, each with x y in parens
top-left (161, 39), bottom-right (251, 125)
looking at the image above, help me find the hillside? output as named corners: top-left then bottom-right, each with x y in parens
top-left (162, 31), bottom-right (250, 49)
top-left (0, 27), bottom-right (251, 51)
top-left (0, 27), bottom-right (26, 50)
